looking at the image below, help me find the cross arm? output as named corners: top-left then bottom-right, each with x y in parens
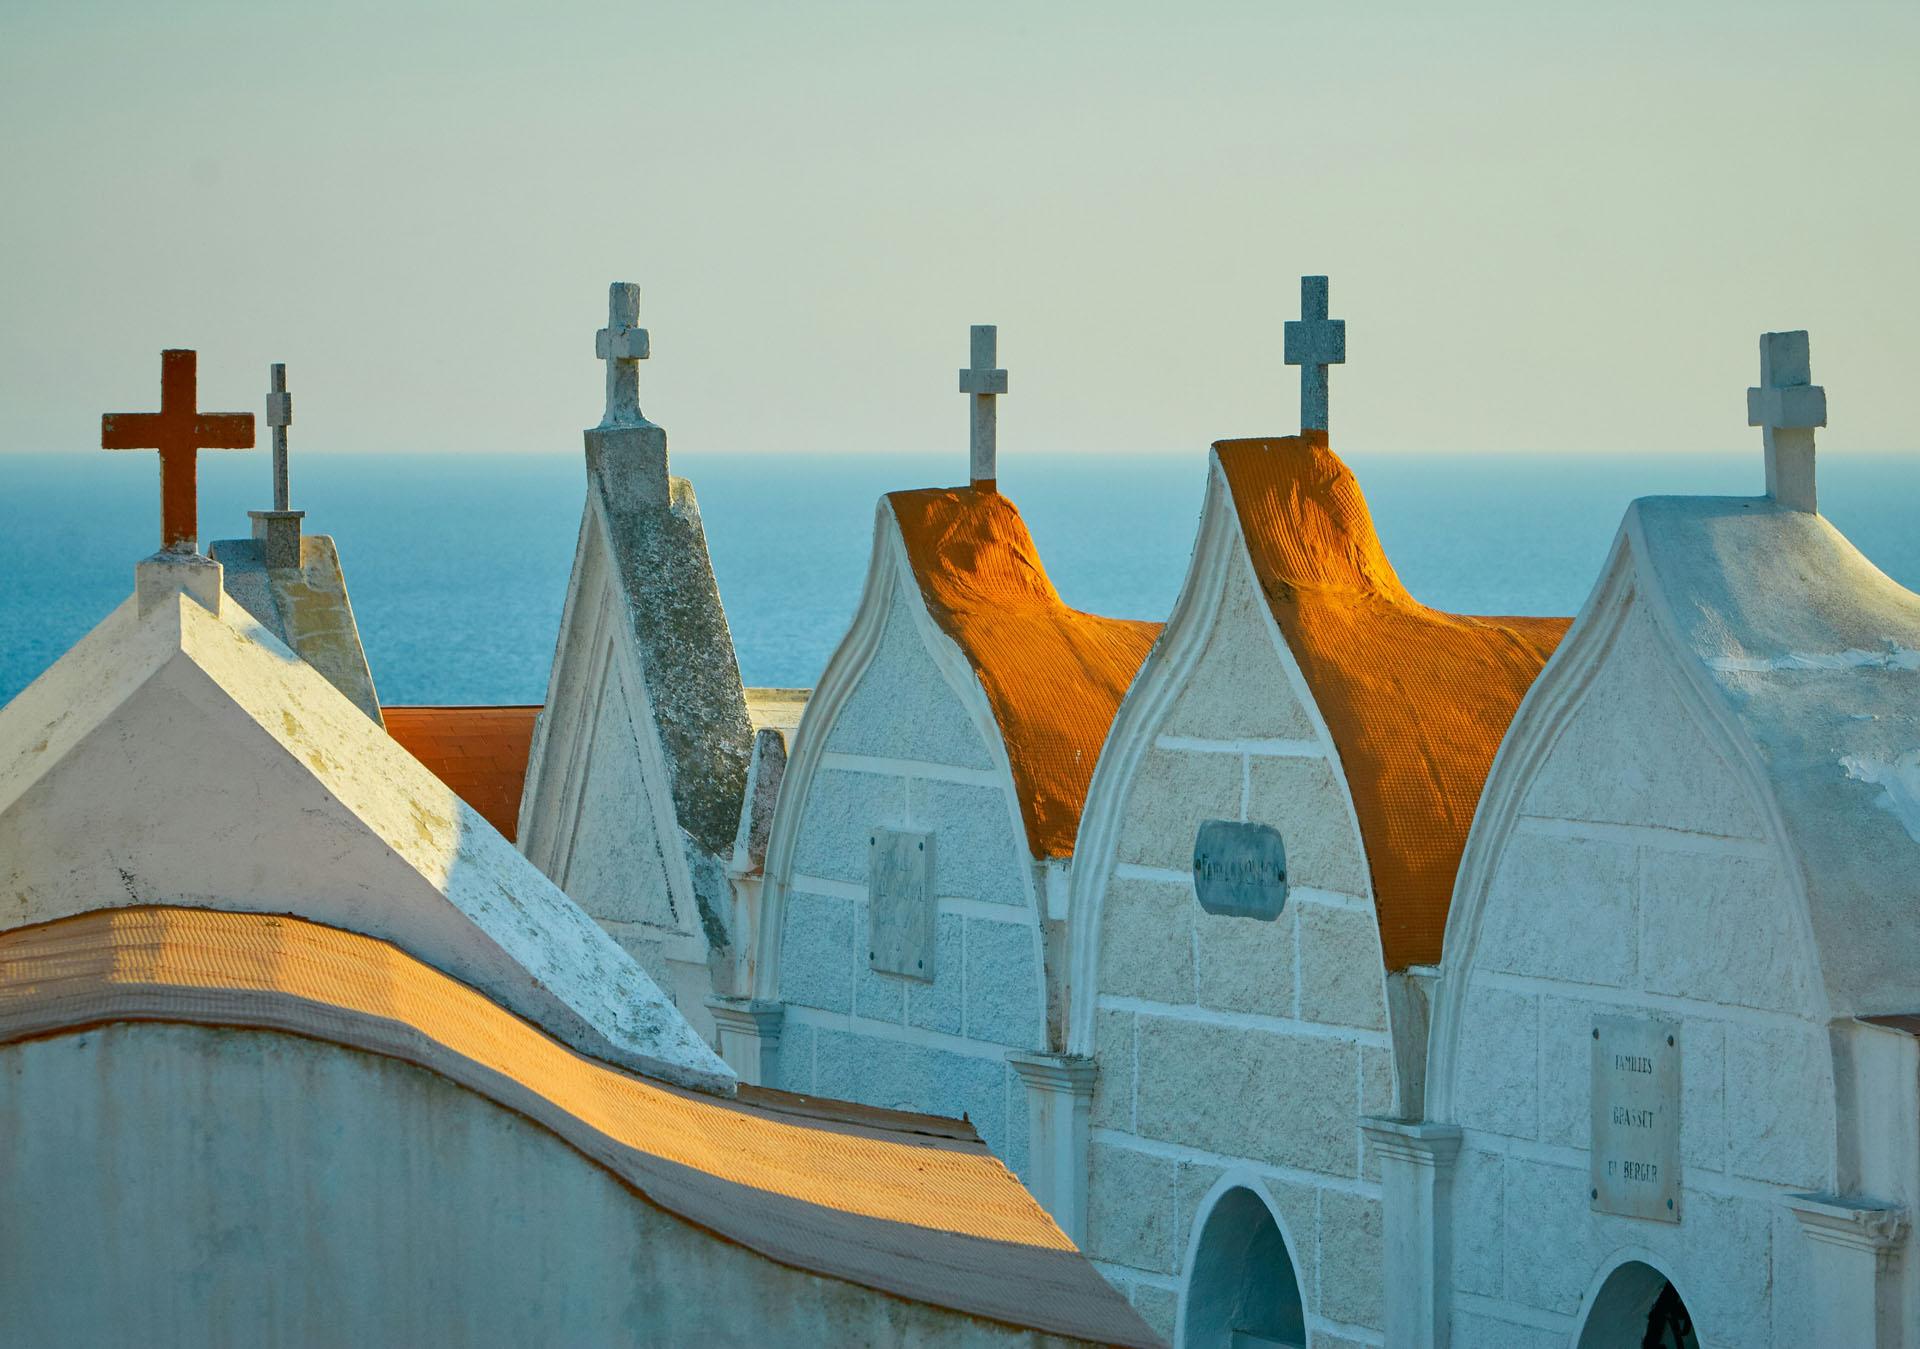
top-left (194, 413), bottom-right (257, 448)
top-left (1748, 385), bottom-right (1827, 430)
top-left (1284, 319), bottom-right (1346, 366)
top-left (597, 328), bottom-right (651, 361)
top-left (959, 368), bottom-right (1008, 395)
top-left (101, 412), bottom-right (165, 449)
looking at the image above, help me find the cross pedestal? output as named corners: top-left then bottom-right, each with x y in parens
top-left (957, 325), bottom-right (1007, 489)
top-left (102, 349), bottom-right (256, 552)
top-left (1747, 330), bottom-right (1826, 513)
top-left (1283, 275), bottom-right (1346, 435)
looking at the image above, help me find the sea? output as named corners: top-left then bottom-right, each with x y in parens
top-left (3, 450), bottom-right (1917, 708)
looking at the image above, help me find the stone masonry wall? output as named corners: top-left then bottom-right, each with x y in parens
top-left (1088, 559), bottom-right (1394, 1347)
top-left (774, 588), bottom-right (1048, 1182)
top-left (1445, 599), bottom-right (1832, 1348)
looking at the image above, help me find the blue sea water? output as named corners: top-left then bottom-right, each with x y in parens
top-left (3, 449), bottom-right (1918, 708)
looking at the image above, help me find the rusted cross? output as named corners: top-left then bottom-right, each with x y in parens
top-left (102, 349), bottom-right (256, 551)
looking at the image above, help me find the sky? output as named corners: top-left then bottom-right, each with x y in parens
top-left (1, 1), bottom-right (1915, 459)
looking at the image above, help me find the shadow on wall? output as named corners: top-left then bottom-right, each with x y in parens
top-left (1181, 1185), bottom-right (1305, 1349)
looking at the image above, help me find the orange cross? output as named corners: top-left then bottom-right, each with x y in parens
top-left (102, 349), bottom-right (255, 551)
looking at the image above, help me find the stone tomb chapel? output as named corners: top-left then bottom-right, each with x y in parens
top-left (1385, 330), bottom-right (1920, 1349)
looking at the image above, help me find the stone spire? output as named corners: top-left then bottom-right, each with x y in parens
top-left (586, 282), bottom-right (667, 510)
top-left (1747, 330), bottom-right (1827, 513)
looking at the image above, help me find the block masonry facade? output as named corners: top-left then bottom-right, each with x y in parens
top-left (1065, 457), bottom-right (1402, 1347)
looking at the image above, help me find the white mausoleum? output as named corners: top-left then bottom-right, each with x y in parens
top-left (0, 343), bottom-right (1161, 1348)
top-left (1383, 331), bottom-right (1920, 1349)
top-left (1064, 428), bottom-right (1565, 1345)
top-left (743, 328), bottom-right (1159, 1218)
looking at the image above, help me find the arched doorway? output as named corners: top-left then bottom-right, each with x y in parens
top-left (1577, 1260), bottom-right (1700, 1349)
top-left (1180, 1185), bottom-right (1305, 1349)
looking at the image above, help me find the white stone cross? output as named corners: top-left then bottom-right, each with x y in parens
top-left (957, 325), bottom-right (1007, 488)
top-left (1747, 330), bottom-right (1826, 513)
top-left (595, 282), bottom-right (652, 428)
top-left (266, 362), bottom-right (292, 512)
top-left (1283, 275), bottom-right (1346, 434)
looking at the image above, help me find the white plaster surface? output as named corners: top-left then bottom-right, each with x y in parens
top-left (0, 590), bottom-right (731, 1093)
top-left (763, 536), bottom-right (1051, 1188)
top-left (1419, 493), bottom-right (1920, 1345)
top-left (1070, 460), bottom-right (1397, 1344)
top-left (0, 1023), bottom-right (1078, 1348)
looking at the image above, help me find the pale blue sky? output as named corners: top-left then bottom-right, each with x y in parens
top-left (2, 1), bottom-right (1914, 458)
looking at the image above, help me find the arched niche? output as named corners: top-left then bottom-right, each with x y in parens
top-left (1180, 1185), bottom-right (1306, 1349)
top-left (1576, 1259), bottom-right (1700, 1349)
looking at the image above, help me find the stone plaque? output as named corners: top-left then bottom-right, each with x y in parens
top-left (868, 828), bottom-right (935, 981)
top-left (1591, 1015), bottom-right (1681, 1223)
top-left (1191, 819), bottom-right (1288, 920)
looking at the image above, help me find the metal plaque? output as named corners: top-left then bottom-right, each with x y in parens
top-left (1591, 1015), bottom-right (1681, 1223)
top-left (868, 827), bottom-right (935, 981)
top-left (1191, 819), bottom-right (1288, 921)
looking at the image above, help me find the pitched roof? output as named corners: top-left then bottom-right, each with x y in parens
top-left (383, 705), bottom-right (540, 842)
top-left (0, 585), bottom-right (728, 1092)
top-left (887, 487), bottom-right (1161, 859)
top-left (1625, 495), bottom-right (1920, 1015)
top-left (0, 905), bottom-right (1157, 1348)
top-left (1215, 437), bottom-right (1569, 969)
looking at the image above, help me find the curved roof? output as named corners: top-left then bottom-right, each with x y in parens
top-left (384, 705), bottom-right (540, 841)
top-left (887, 488), bottom-right (1161, 859)
top-left (0, 906), bottom-right (1156, 1348)
top-left (1627, 495), bottom-right (1920, 1015)
top-left (1215, 436), bottom-right (1569, 969)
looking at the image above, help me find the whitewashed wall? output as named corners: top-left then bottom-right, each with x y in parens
top-left (1076, 543), bottom-right (1397, 1348)
top-left (1436, 596), bottom-right (1832, 1348)
top-left (771, 582), bottom-right (1050, 1180)
top-left (0, 1023), bottom-right (1079, 1348)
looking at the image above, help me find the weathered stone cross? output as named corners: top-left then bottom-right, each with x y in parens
top-left (596, 282), bottom-right (652, 428)
top-left (1747, 330), bottom-right (1826, 513)
top-left (267, 362), bottom-right (293, 512)
top-left (1283, 275), bottom-right (1346, 434)
top-left (957, 325), bottom-right (1007, 489)
top-left (102, 349), bottom-right (256, 552)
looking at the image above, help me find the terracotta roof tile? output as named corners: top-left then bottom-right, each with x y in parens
top-left (382, 706), bottom-right (540, 842)
top-left (888, 488), bottom-right (1161, 859)
top-left (1217, 437), bottom-right (1569, 969)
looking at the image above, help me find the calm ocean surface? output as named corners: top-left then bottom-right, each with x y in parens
top-left (4, 450), bottom-right (1918, 707)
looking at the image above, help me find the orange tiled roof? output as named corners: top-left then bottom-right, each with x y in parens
top-left (888, 488), bottom-right (1161, 859)
top-left (0, 906), bottom-right (1156, 1347)
top-left (382, 706), bottom-right (540, 841)
top-left (1217, 437), bottom-right (1569, 970)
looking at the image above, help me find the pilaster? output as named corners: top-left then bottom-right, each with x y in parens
top-left (1361, 1117), bottom-right (1462, 1349)
top-left (705, 997), bottom-right (784, 1087)
top-left (1008, 1050), bottom-right (1097, 1242)
top-left (1787, 1193), bottom-right (1908, 1347)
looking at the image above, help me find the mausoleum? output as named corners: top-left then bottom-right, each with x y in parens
top-left (0, 347), bottom-right (1158, 1348)
top-left (741, 325), bottom-right (1160, 1217)
top-left (1384, 330), bottom-right (1920, 1348)
top-left (1064, 280), bottom-right (1567, 1344)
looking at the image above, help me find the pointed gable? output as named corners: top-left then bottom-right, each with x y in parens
top-left (0, 581), bottom-right (730, 1093)
top-left (1215, 436), bottom-right (1568, 968)
top-left (887, 486), bottom-right (1161, 858)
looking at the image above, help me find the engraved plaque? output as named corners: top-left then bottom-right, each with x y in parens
top-left (868, 828), bottom-right (935, 981)
top-left (1591, 1015), bottom-right (1681, 1222)
top-left (1191, 819), bottom-right (1288, 920)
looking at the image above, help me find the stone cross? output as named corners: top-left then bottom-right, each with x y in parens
top-left (102, 349), bottom-right (255, 552)
top-left (1283, 275), bottom-right (1346, 434)
top-left (595, 282), bottom-right (652, 428)
top-left (267, 362), bottom-right (292, 512)
top-left (1747, 330), bottom-right (1826, 513)
top-left (957, 325), bottom-right (1007, 489)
